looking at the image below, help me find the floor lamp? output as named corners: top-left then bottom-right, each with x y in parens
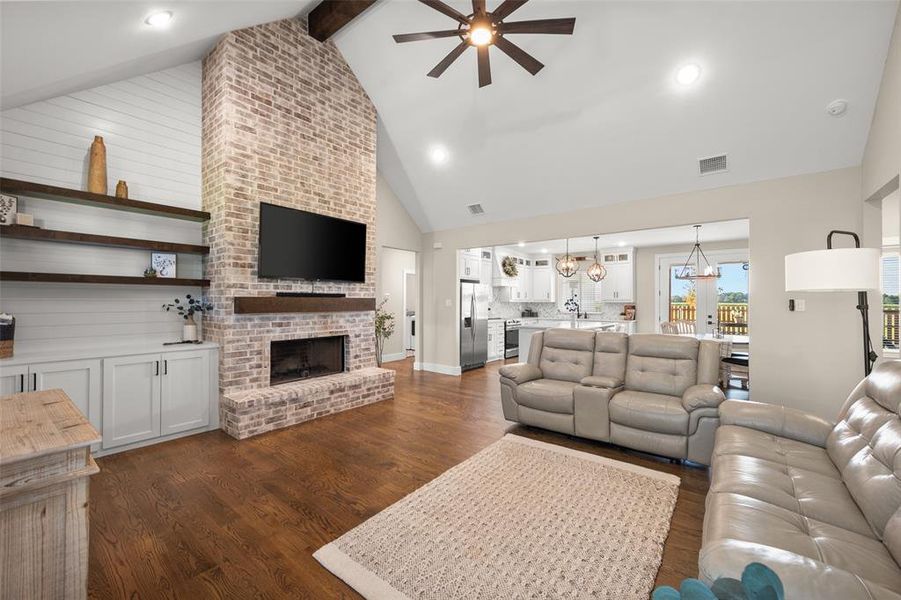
top-left (785, 230), bottom-right (881, 376)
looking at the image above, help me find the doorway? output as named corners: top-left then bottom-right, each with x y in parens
top-left (656, 249), bottom-right (749, 335)
top-left (376, 247), bottom-right (418, 364)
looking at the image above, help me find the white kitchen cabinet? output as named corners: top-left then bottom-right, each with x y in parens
top-left (479, 249), bottom-right (493, 286)
top-left (487, 320), bottom-right (505, 362)
top-left (0, 364), bottom-right (28, 396)
top-left (599, 249), bottom-right (634, 302)
top-left (160, 350), bottom-right (211, 435)
top-left (531, 261), bottom-right (556, 303)
top-left (103, 353), bottom-right (162, 449)
top-left (460, 249), bottom-right (482, 280)
top-left (32, 359), bottom-right (102, 432)
top-left (520, 261), bottom-right (533, 301)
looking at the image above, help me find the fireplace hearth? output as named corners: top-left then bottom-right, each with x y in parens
top-left (270, 336), bottom-right (345, 386)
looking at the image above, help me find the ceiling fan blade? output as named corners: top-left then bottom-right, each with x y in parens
top-left (472, 0), bottom-right (486, 17)
top-left (393, 29), bottom-right (461, 43)
top-left (498, 17), bottom-right (576, 35)
top-left (427, 41), bottom-right (469, 78)
top-left (477, 45), bottom-right (492, 87)
top-left (419, 0), bottom-right (469, 25)
top-left (490, 0), bottom-right (528, 22)
top-left (493, 36), bottom-right (543, 75)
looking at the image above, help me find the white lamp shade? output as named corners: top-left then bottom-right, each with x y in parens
top-left (785, 247), bottom-right (881, 292)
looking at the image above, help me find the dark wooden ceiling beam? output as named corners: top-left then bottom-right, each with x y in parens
top-left (308, 0), bottom-right (378, 42)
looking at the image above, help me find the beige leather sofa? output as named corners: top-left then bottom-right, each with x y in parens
top-left (499, 330), bottom-right (725, 465)
top-left (701, 360), bottom-right (901, 599)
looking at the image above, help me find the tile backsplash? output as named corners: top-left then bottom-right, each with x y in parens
top-left (487, 297), bottom-right (628, 321)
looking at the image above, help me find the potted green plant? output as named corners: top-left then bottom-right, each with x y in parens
top-left (162, 295), bottom-right (213, 342)
top-left (374, 297), bottom-right (396, 367)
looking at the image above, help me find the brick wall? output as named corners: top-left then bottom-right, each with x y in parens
top-left (201, 18), bottom-right (381, 402)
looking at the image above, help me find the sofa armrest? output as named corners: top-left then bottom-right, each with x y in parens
top-left (718, 400), bottom-right (833, 447)
top-left (699, 540), bottom-right (901, 600)
top-left (682, 384), bottom-right (725, 411)
top-left (498, 363), bottom-right (542, 384)
top-left (580, 375), bottom-right (624, 389)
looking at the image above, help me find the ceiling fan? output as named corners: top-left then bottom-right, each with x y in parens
top-left (392, 0), bottom-right (576, 88)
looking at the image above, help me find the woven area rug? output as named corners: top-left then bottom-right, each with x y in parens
top-left (315, 434), bottom-right (680, 599)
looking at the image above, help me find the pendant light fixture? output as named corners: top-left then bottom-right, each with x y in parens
top-left (586, 236), bottom-right (607, 282)
top-left (556, 238), bottom-right (579, 278)
top-left (676, 225), bottom-right (721, 281)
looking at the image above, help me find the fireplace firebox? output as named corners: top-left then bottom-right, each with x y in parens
top-left (270, 336), bottom-right (345, 386)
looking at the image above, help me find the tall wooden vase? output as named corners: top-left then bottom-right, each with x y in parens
top-left (87, 136), bottom-right (107, 195)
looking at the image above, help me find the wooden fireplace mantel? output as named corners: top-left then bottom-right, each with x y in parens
top-left (233, 296), bottom-right (376, 314)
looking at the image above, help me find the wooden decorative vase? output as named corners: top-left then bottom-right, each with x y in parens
top-left (115, 180), bottom-right (128, 199)
top-left (87, 136), bottom-right (107, 195)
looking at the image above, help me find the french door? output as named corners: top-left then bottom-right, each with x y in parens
top-left (657, 249), bottom-right (749, 335)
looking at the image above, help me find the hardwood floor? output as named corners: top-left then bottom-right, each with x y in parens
top-left (88, 358), bottom-right (709, 599)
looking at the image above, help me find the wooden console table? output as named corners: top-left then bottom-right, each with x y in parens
top-left (1, 388), bottom-right (101, 599)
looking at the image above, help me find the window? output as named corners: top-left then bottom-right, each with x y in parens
top-left (883, 251), bottom-right (899, 352)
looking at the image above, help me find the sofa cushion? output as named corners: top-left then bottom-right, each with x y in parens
top-left (710, 453), bottom-right (875, 537)
top-left (827, 364), bottom-right (901, 540)
top-left (592, 331), bottom-right (628, 382)
top-left (515, 379), bottom-right (577, 414)
top-left (704, 492), bottom-right (901, 591)
top-left (625, 334), bottom-right (698, 397)
top-left (609, 390), bottom-right (688, 435)
top-left (713, 425), bottom-right (839, 478)
top-left (538, 329), bottom-right (595, 383)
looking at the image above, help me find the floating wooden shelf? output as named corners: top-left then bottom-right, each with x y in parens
top-left (233, 296), bottom-right (375, 314)
top-left (0, 178), bottom-right (210, 222)
top-left (0, 225), bottom-right (209, 254)
top-left (1, 272), bottom-right (209, 287)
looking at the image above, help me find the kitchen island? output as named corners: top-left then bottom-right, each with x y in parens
top-left (518, 319), bottom-right (630, 361)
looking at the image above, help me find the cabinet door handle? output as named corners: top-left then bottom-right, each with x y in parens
top-left (155, 361), bottom-right (160, 376)
top-left (163, 360), bottom-right (168, 375)
top-left (19, 374), bottom-right (25, 393)
top-left (32, 373), bottom-right (37, 391)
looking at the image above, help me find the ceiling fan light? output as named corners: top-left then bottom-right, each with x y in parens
top-left (469, 26), bottom-right (493, 46)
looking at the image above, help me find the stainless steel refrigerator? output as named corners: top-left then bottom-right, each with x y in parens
top-left (460, 279), bottom-right (489, 371)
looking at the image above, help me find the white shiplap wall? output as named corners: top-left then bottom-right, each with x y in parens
top-left (0, 62), bottom-right (204, 352)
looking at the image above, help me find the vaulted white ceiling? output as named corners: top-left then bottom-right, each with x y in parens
top-left (335, 0), bottom-right (898, 232)
top-left (0, 1), bottom-right (317, 108)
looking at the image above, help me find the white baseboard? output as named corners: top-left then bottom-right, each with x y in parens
top-left (413, 362), bottom-right (462, 376)
top-left (380, 352), bottom-right (407, 363)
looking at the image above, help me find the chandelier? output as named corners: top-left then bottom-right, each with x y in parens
top-left (556, 238), bottom-right (579, 278)
top-left (676, 225), bottom-right (721, 281)
top-left (586, 236), bottom-right (607, 282)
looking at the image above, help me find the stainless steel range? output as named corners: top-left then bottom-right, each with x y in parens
top-left (504, 319), bottom-right (521, 359)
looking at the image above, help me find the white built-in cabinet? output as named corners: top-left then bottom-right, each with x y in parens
top-left (460, 249), bottom-right (481, 280)
top-left (487, 320), bottom-right (505, 362)
top-left (600, 250), bottom-right (635, 302)
top-left (0, 359), bottom-right (102, 434)
top-left (1, 344), bottom-right (218, 454)
top-left (103, 349), bottom-right (211, 449)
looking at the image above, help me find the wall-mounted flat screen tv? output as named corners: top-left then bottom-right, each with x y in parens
top-left (258, 202), bottom-right (367, 282)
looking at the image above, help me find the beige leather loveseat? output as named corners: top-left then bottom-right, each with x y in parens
top-left (499, 329), bottom-right (725, 464)
top-left (701, 361), bottom-right (901, 598)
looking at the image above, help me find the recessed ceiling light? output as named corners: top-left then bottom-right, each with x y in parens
top-left (541, 248), bottom-right (548, 254)
top-left (617, 241), bottom-right (626, 247)
top-left (675, 63), bottom-right (701, 86)
top-left (145, 11), bottom-right (173, 27)
top-left (428, 145), bottom-right (449, 165)
top-left (517, 242), bottom-right (525, 247)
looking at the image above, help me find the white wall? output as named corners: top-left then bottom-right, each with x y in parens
top-left (0, 62), bottom-right (203, 351)
top-left (863, 5), bottom-right (901, 201)
top-left (420, 167), bottom-right (867, 420)
top-left (376, 247), bottom-right (416, 361)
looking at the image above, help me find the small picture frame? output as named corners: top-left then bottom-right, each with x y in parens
top-left (0, 194), bottom-right (17, 226)
top-left (151, 253), bottom-right (177, 278)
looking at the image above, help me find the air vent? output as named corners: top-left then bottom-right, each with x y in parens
top-left (467, 203), bottom-right (485, 215)
top-left (699, 154), bottom-right (728, 176)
